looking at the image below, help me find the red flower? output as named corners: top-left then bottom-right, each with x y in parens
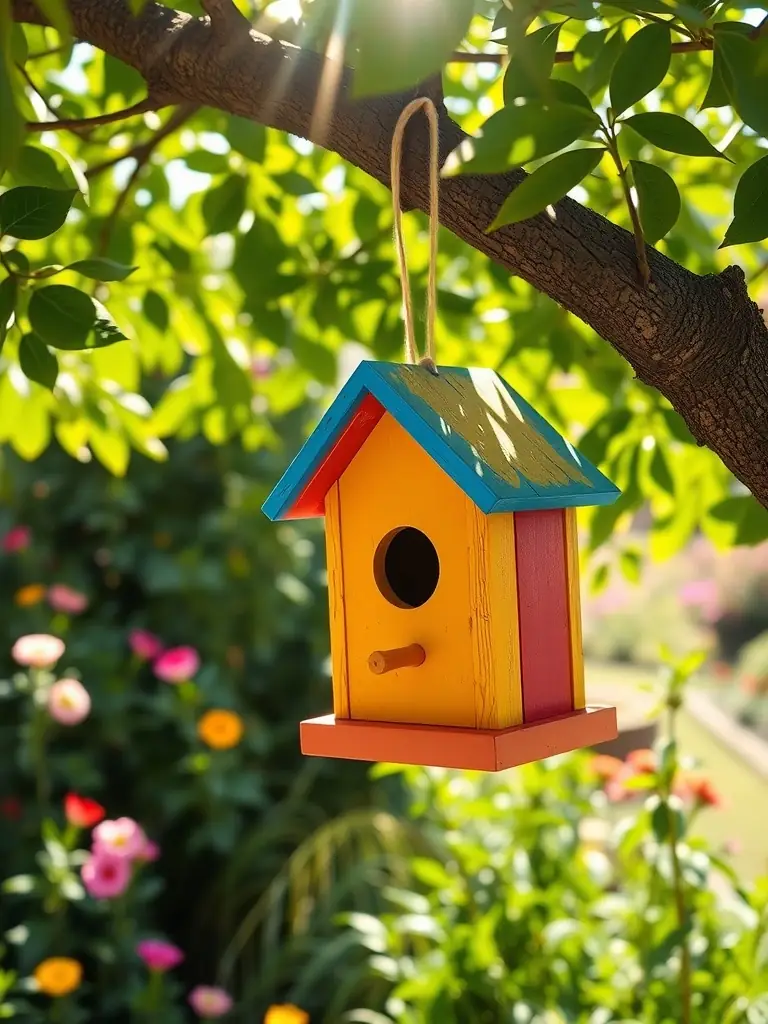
top-left (677, 771), bottom-right (724, 808)
top-left (65, 793), bottom-right (106, 829)
top-left (0, 796), bottom-right (22, 821)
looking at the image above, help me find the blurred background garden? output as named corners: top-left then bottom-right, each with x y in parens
top-left (3, 0), bottom-right (768, 1021)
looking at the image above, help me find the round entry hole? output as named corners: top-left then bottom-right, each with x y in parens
top-left (374, 527), bottom-right (440, 609)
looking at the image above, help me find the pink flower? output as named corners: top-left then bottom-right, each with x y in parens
top-left (93, 817), bottom-right (145, 859)
top-left (2, 525), bottom-right (30, 553)
top-left (11, 633), bottom-right (65, 669)
top-left (188, 986), bottom-right (233, 1018)
top-left (136, 836), bottom-right (160, 863)
top-left (48, 678), bottom-right (91, 725)
top-left (82, 851), bottom-right (131, 899)
top-left (153, 646), bottom-right (200, 684)
top-left (47, 584), bottom-right (88, 615)
top-left (129, 629), bottom-right (164, 661)
top-left (136, 939), bottom-right (184, 973)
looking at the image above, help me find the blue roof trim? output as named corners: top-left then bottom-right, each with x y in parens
top-left (262, 361), bottom-right (620, 520)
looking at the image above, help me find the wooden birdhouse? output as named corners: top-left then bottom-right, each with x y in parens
top-left (263, 361), bottom-right (620, 772)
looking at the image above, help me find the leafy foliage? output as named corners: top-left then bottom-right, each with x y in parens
top-left (0, 0), bottom-right (766, 594)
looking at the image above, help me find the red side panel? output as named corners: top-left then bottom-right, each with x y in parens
top-left (285, 393), bottom-right (385, 519)
top-left (514, 509), bottom-right (573, 723)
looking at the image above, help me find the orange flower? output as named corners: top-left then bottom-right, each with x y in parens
top-left (34, 957), bottom-right (82, 997)
top-left (14, 583), bottom-right (47, 607)
top-left (626, 748), bottom-right (657, 774)
top-left (197, 709), bottom-right (244, 750)
top-left (264, 1005), bottom-right (309, 1024)
top-left (590, 754), bottom-right (624, 780)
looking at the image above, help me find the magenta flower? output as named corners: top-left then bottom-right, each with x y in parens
top-left (129, 629), bottom-right (164, 661)
top-left (93, 817), bottom-right (145, 859)
top-left (153, 646), bottom-right (200, 684)
top-left (48, 678), bottom-right (91, 726)
top-left (188, 986), bottom-right (234, 1018)
top-left (82, 850), bottom-right (131, 899)
top-left (2, 525), bottom-right (30, 553)
top-left (12, 633), bottom-right (65, 669)
top-left (136, 939), bottom-right (184, 973)
top-left (48, 584), bottom-right (88, 615)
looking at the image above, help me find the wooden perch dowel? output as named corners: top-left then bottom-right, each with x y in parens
top-left (368, 644), bottom-right (426, 675)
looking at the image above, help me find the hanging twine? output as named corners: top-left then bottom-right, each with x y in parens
top-left (389, 97), bottom-right (440, 374)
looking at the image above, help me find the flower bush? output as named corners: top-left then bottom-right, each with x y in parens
top-left (0, 436), bottom-right (371, 1021)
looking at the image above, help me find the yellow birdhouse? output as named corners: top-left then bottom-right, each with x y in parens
top-left (263, 361), bottom-right (620, 771)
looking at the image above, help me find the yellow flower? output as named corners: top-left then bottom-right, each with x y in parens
top-left (197, 709), bottom-right (244, 750)
top-left (14, 583), bottom-right (47, 607)
top-left (34, 957), bottom-right (83, 997)
top-left (264, 1005), bottom-right (309, 1024)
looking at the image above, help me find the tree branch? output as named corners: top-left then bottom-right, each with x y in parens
top-left (25, 95), bottom-right (160, 132)
top-left (10, 0), bottom-right (768, 511)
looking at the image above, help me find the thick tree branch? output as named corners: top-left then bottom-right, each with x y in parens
top-left (10, 0), bottom-right (768, 511)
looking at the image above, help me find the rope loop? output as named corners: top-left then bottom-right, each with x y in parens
top-left (389, 97), bottom-right (440, 372)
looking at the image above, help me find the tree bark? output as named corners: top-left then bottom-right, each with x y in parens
top-left (11, 0), bottom-right (768, 509)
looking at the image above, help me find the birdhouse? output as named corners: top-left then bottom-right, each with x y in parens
top-left (263, 361), bottom-right (620, 772)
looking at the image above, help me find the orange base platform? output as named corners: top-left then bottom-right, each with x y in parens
top-left (300, 705), bottom-right (618, 772)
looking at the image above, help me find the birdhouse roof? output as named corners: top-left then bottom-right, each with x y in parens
top-left (262, 361), bottom-right (620, 520)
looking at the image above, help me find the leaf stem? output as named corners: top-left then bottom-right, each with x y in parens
top-left (605, 121), bottom-right (651, 288)
top-left (666, 703), bottom-right (693, 1024)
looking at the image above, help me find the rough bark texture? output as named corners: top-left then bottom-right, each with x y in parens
top-left (11, 0), bottom-right (768, 508)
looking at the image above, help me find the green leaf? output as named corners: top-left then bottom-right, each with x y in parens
top-left (623, 112), bottom-right (725, 159)
top-left (184, 150), bottom-right (229, 174)
top-left (701, 23), bottom-right (752, 110)
top-left (574, 24), bottom-right (625, 97)
top-left (0, 37), bottom-right (23, 174)
top-left (0, 186), bottom-right (77, 240)
top-left (3, 249), bottom-right (28, 275)
top-left (66, 258), bottom-right (137, 282)
top-left (91, 298), bottom-right (128, 348)
top-left (351, 0), bottom-right (475, 97)
top-left (143, 290), bottom-right (169, 331)
top-left (716, 30), bottom-right (768, 139)
top-left (227, 116), bottom-right (266, 162)
top-left (649, 444), bottom-right (675, 494)
top-left (32, 0), bottom-right (72, 38)
top-left (18, 332), bottom-right (58, 390)
top-left (0, 275), bottom-right (16, 351)
top-left (12, 145), bottom-right (72, 190)
top-left (89, 424), bottom-right (130, 476)
top-left (447, 102), bottom-right (599, 175)
top-left (630, 160), bottom-right (681, 243)
top-left (609, 24), bottom-right (671, 116)
top-left (201, 174), bottom-right (247, 235)
top-left (28, 284), bottom-right (95, 349)
top-left (504, 24), bottom-right (561, 103)
top-left (721, 153), bottom-right (768, 247)
top-left (549, 79), bottom-right (593, 110)
top-left (489, 148), bottom-right (605, 229)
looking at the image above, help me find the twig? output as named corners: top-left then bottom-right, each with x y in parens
top-left (26, 44), bottom-right (67, 60)
top-left (96, 104), bottom-right (197, 254)
top-left (450, 38), bottom-right (714, 64)
top-left (605, 122), bottom-right (650, 288)
top-left (26, 96), bottom-right (158, 133)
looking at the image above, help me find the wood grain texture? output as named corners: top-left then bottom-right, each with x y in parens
top-left (515, 509), bottom-right (573, 723)
top-left (324, 481), bottom-right (350, 719)
top-left (564, 507), bottom-right (586, 710)
top-left (339, 413), bottom-right (477, 728)
top-left (300, 705), bottom-right (618, 772)
top-left (466, 499), bottom-right (522, 729)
